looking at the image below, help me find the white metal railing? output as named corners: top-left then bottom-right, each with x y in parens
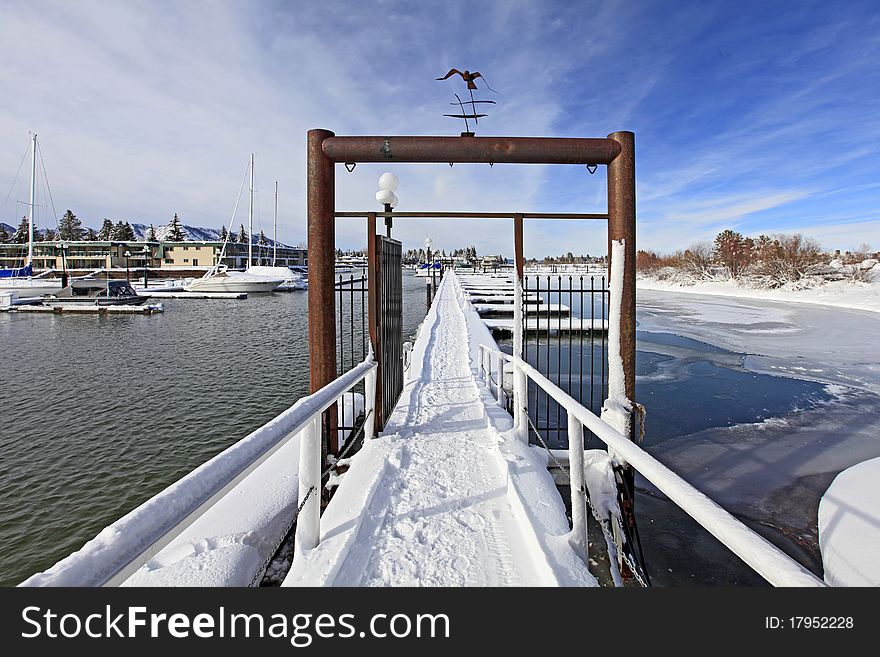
top-left (22, 356), bottom-right (377, 587)
top-left (477, 343), bottom-right (824, 587)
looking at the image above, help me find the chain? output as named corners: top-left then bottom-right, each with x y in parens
top-left (527, 413), bottom-right (649, 587)
top-left (322, 408), bottom-right (374, 480)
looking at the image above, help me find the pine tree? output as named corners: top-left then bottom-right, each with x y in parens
top-left (237, 223), bottom-right (248, 244)
top-left (58, 209), bottom-right (82, 240)
top-left (43, 228), bottom-right (57, 241)
top-left (84, 227), bottom-right (97, 240)
top-left (110, 221), bottom-right (124, 240)
top-left (12, 216), bottom-right (29, 243)
top-left (147, 224), bottom-right (158, 241)
top-left (0, 225), bottom-right (9, 243)
top-left (119, 221), bottom-right (135, 241)
top-left (219, 225), bottom-right (228, 242)
top-left (259, 230), bottom-right (267, 246)
top-left (166, 213), bottom-right (185, 241)
top-left (97, 218), bottom-right (114, 240)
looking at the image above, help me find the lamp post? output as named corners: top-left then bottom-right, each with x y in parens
top-left (375, 172), bottom-right (399, 238)
top-left (142, 244), bottom-right (150, 288)
top-left (123, 250), bottom-right (131, 282)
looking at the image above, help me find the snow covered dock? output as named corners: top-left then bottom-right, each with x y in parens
top-left (284, 273), bottom-right (595, 586)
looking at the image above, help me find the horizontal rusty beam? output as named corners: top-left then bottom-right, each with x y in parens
top-left (334, 211), bottom-right (608, 220)
top-left (322, 136), bottom-right (621, 165)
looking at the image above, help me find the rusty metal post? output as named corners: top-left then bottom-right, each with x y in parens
top-left (607, 130), bottom-right (638, 569)
top-left (307, 129), bottom-right (338, 458)
top-left (607, 131), bottom-right (636, 415)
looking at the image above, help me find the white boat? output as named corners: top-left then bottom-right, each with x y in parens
top-left (185, 155), bottom-right (284, 294)
top-left (243, 265), bottom-right (306, 291)
top-left (0, 133), bottom-right (63, 296)
top-left (186, 265), bottom-right (282, 293)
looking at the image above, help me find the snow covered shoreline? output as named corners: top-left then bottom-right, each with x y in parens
top-left (638, 276), bottom-right (880, 315)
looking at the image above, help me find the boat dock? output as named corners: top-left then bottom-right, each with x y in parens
top-left (9, 303), bottom-right (164, 315)
top-left (458, 275), bottom-right (606, 334)
top-left (137, 290), bottom-right (247, 300)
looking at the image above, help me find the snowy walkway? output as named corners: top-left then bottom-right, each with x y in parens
top-left (285, 273), bottom-right (595, 587)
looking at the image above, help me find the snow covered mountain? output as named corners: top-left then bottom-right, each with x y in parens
top-left (129, 223), bottom-right (222, 242)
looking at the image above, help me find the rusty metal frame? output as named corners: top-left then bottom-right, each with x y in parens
top-left (308, 129), bottom-right (636, 533)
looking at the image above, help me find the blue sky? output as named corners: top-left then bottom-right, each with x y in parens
top-left (1, 0), bottom-right (878, 258)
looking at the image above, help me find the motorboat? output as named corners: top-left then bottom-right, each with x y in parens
top-left (42, 280), bottom-right (147, 306)
top-left (243, 265), bottom-right (306, 291)
top-left (185, 265), bottom-right (282, 293)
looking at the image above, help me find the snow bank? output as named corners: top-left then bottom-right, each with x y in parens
top-left (123, 437), bottom-right (300, 586)
top-left (638, 275), bottom-right (880, 314)
top-left (818, 456), bottom-right (880, 586)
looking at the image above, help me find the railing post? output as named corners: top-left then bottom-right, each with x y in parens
top-left (295, 416), bottom-right (321, 554)
top-left (495, 353), bottom-right (504, 408)
top-left (364, 365), bottom-right (376, 442)
top-left (567, 414), bottom-right (588, 563)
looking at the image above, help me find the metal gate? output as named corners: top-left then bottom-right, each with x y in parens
top-left (371, 235), bottom-right (403, 431)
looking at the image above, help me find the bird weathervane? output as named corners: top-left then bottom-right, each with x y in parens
top-left (436, 68), bottom-right (497, 136)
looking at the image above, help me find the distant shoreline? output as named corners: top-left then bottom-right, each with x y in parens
top-left (637, 275), bottom-right (880, 315)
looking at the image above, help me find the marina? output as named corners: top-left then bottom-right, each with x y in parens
top-left (11, 126), bottom-right (849, 592)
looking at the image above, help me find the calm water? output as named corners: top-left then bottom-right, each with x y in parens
top-left (0, 270), bottom-right (429, 586)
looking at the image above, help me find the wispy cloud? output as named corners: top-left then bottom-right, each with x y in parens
top-left (0, 0), bottom-right (878, 257)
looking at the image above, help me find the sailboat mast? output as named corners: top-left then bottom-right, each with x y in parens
top-left (248, 153), bottom-right (254, 268)
top-left (273, 180), bottom-right (278, 266)
top-left (28, 133), bottom-right (37, 267)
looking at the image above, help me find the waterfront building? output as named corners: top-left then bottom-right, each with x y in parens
top-left (0, 240), bottom-right (307, 273)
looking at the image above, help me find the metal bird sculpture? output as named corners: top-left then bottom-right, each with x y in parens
top-left (437, 68), bottom-right (498, 135)
top-left (436, 68), bottom-right (497, 92)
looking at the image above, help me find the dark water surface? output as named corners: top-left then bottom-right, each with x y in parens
top-left (0, 271), bottom-right (428, 586)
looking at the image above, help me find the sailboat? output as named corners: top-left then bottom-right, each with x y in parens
top-left (186, 154), bottom-right (285, 294)
top-left (0, 133), bottom-right (63, 298)
top-left (243, 180), bottom-right (307, 291)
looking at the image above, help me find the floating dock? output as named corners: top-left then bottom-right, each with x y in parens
top-left (481, 317), bottom-right (608, 334)
top-left (472, 302), bottom-right (571, 316)
top-left (10, 304), bottom-right (164, 315)
top-left (136, 290), bottom-right (247, 300)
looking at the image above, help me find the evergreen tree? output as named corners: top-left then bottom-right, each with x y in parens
top-left (58, 209), bottom-right (82, 240)
top-left (219, 225), bottom-right (228, 242)
top-left (147, 224), bottom-right (158, 241)
top-left (259, 230), bottom-right (267, 246)
top-left (0, 225), bottom-right (9, 243)
top-left (12, 216), bottom-right (29, 243)
top-left (237, 223), bottom-right (248, 244)
top-left (84, 227), bottom-right (97, 241)
top-left (43, 228), bottom-right (56, 241)
top-left (119, 221), bottom-right (135, 241)
top-left (97, 218), bottom-right (114, 240)
top-left (166, 213), bottom-right (185, 242)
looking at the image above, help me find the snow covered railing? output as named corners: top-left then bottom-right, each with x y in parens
top-left (22, 356), bottom-right (377, 587)
top-left (477, 343), bottom-right (825, 587)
